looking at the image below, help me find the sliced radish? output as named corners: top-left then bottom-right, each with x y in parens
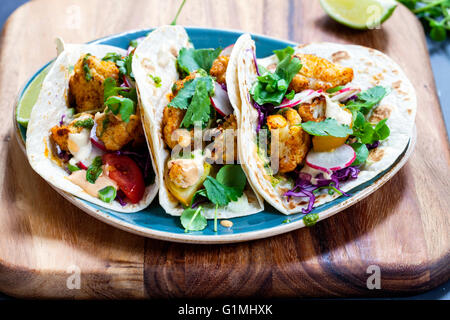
top-left (220, 44), bottom-right (234, 56)
top-left (277, 89), bottom-right (322, 109)
top-left (306, 144), bottom-right (356, 171)
top-left (331, 87), bottom-right (360, 102)
top-left (211, 81), bottom-right (233, 117)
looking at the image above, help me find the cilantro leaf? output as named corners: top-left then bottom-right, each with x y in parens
top-left (102, 52), bottom-right (122, 63)
top-left (273, 46), bottom-right (295, 61)
top-left (73, 118), bottom-right (94, 129)
top-left (104, 96), bottom-right (135, 123)
top-left (177, 47), bottom-right (222, 75)
top-left (215, 165), bottom-right (247, 197)
top-left (180, 206), bottom-right (207, 232)
top-left (168, 76), bottom-right (214, 109)
top-left (300, 118), bottom-right (353, 138)
top-left (86, 156), bottom-right (103, 184)
top-left (373, 118), bottom-right (390, 141)
top-left (180, 80), bottom-right (211, 128)
top-left (347, 86), bottom-right (387, 115)
top-left (98, 186), bottom-right (117, 203)
top-left (103, 77), bottom-right (138, 105)
top-left (326, 86), bottom-right (344, 93)
top-left (350, 143), bottom-right (369, 166)
top-left (250, 55), bottom-right (302, 105)
top-left (203, 176), bottom-right (239, 207)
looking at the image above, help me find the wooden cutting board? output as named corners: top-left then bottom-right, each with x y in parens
top-left (0, 0), bottom-right (448, 298)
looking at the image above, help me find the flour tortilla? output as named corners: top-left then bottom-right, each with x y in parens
top-left (26, 43), bottom-right (158, 212)
top-left (133, 25), bottom-right (264, 218)
top-left (236, 35), bottom-right (417, 215)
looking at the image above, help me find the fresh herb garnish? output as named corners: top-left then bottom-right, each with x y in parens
top-left (170, 0), bottom-right (187, 25)
top-left (250, 54), bottom-right (302, 105)
top-left (73, 118), bottom-right (94, 129)
top-left (180, 206), bottom-right (207, 232)
top-left (149, 74), bottom-right (162, 87)
top-left (67, 163), bottom-right (80, 172)
top-left (102, 52), bottom-right (134, 79)
top-left (103, 77), bottom-right (138, 104)
top-left (177, 47), bottom-right (222, 75)
top-left (303, 213), bottom-right (319, 227)
top-left (203, 165), bottom-right (246, 207)
top-left (129, 39), bottom-right (138, 48)
top-left (347, 86), bottom-right (387, 115)
top-left (180, 80), bottom-right (211, 128)
top-left (168, 76), bottom-right (214, 109)
top-left (351, 112), bottom-right (390, 144)
top-left (273, 46), bottom-right (295, 61)
top-left (83, 54), bottom-right (93, 81)
top-left (326, 86), bottom-right (344, 93)
top-left (86, 156), bottom-right (103, 184)
top-left (398, 0), bottom-right (450, 41)
top-left (300, 118), bottom-right (353, 137)
top-left (104, 96), bottom-right (135, 123)
top-left (350, 142), bottom-right (369, 166)
top-left (98, 186), bottom-right (117, 203)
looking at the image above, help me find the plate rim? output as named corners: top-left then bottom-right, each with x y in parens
top-left (13, 27), bottom-right (417, 244)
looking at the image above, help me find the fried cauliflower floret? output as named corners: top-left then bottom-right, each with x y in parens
top-left (162, 106), bottom-right (194, 150)
top-left (95, 112), bottom-right (144, 151)
top-left (50, 113), bottom-right (94, 151)
top-left (297, 96), bottom-right (326, 123)
top-left (212, 114), bottom-right (238, 163)
top-left (268, 109), bottom-right (310, 173)
top-left (289, 54), bottom-right (353, 92)
top-left (69, 54), bottom-right (120, 113)
top-left (167, 159), bottom-right (202, 189)
top-left (210, 55), bottom-right (229, 85)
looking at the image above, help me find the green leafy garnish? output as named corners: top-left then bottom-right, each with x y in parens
top-left (303, 213), bottom-right (319, 227)
top-left (398, 0), bottom-right (450, 42)
top-left (180, 80), bottom-right (211, 128)
top-left (149, 74), bottom-right (162, 87)
top-left (86, 156), bottom-right (103, 184)
top-left (273, 46), bottom-right (295, 61)
top-left (102, 52), bottom-right (134, 79)
top-left (103, 77), bottom-right (138, 104)
top-left (300, 118), bottom-right (353, 137)
top-left (129, 39), bottom-right (138, 48)
top-left (83, 54), bottom-right (93, 81)
top-left (181, 206), bottom-right (207, 232)
top-left (177, 47), bottom-right (222, 75)
top-left (326, 86), bottom-right (344, 93)
top-left (102, 52), bottom-right (122, 63)
top-left (104, 96), bottom-right (135, 123)
top-left (73, 118), bottom-right (94, 129)
top-left (170, 0), bottom-right (187, 25)
top-left (250, 54), bottom-right (302, 105)
top-left (67, 163), bottom-right (80, 172)
top-left (168, 76), bottom-right (214, 109)
top-left (203, 165), bottom-right (246, 207)
top-left (98, 186), bottom-right (117, 203)
top-left (347, 86), bottom-right (387, 115)
top-left (351, 113), bottom-right (390, 144)
top-left (350, 142), bottom-right (369, 166)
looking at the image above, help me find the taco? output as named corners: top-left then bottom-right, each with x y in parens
top-left (132, 25), bottom-right (264, 223)
top-left (234, 34), bottom-right (416, 215)
top-left (26, 40), bottom-right (158, 212)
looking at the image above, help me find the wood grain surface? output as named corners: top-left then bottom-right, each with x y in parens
top-left (0, 0), bottom-right (448, 298)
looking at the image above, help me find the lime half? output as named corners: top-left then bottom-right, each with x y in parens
top-left (319, 0), bottom-right (397, 30)
top-left (16, 64), bottom-right (51, 127)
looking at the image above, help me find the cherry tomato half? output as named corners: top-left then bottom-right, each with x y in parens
top-left (102, 154), bottom-right (145, 204)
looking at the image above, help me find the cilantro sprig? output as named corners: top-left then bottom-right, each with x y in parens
top-left (177, 47), bottom-right (222, 76)
top-left (102, 52), bottom-right (134, 79)
top-left (398, 0), bottom-right (450, 41)
top-left (301, 118), bottom-right (353, 137)
top-left (250, 52), bottom-right (302, 105)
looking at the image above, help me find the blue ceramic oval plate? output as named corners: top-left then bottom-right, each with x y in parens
top-left (14, 27), bottom-right (415, 243)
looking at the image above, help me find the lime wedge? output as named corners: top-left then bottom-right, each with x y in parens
top-left (319, 0), bottom-right (397, 30)
top-left (16, 64), bottom-right (51, 127)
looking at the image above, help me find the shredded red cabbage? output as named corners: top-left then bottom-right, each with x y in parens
top-left (220, 82), bottom-right (227, 92)
top-left (59, 115), bottom-right (65, 126)
top-left (284, 166), bottom-right (360, 214)
top-left (366, 141), bottom-right (380, 150)
top-left (115, 189), bottom-right (127, 206)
